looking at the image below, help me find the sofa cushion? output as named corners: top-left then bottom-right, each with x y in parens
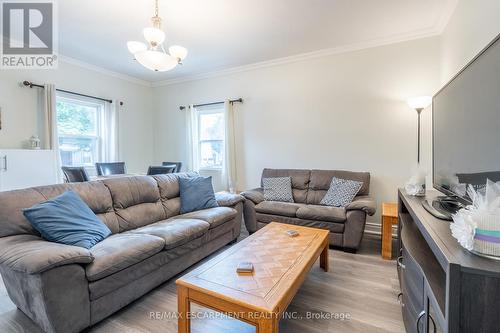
top-left (0, 188), bottom-right (46, 237)
top-left (87, 233), bottom-right (208, 301)
top-left (256, 213), bottom-right (345, 233)
top-left (179, 176), bottom-right (218, 214)
top-left (102, 176), bottom-right (166, 232)
top-left (153, 172), bottom-right (198, 199)
top-left (23, 191), bottom-right (112, 249)
top-left (0, 234), bottom-right (94, 274)
top-left (306, 170), bottom-right (370, 205)
top-left (263, 177), bottom-right (294, 202)
top-left (153, 172), bottom-right (198, 218)
top-left (255, 201), bottom-right (304, 218)
top-left (86, 233), bottom-right (165, 281)
top-left (128, 218), bottom-right (210, 250)
top-left (261, 169), bottom-right (311, 203)
top-left (178, 207), bottom-right (237, 229)
top-left (296, 205), bottom-right (347, 223)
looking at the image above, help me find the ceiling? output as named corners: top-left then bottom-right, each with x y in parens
top-left (58, 0), bottom-right (457, 83)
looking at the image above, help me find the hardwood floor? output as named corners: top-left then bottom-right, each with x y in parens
top-left (0, 229), bottom-right (403, 333)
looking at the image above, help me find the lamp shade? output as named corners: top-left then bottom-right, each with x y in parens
top-left (143, 27), bottom-right (166, 46)
top-left (407, 96), bottom-right (432, 110)
top-left (134, 50), bottom-right (178, 71)
top-left (169, 45), bottom-right (188, 61)
top-left (127, 41), bottom-right (147, 54)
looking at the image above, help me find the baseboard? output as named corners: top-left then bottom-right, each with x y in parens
top-left (365, 222), bottom-right (397, 238)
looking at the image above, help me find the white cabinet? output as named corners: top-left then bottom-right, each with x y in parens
top-left (0, 149), bottom-right (59, 191)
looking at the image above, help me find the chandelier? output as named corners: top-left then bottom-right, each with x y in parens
top-left (127, 0), bottom-right (187, 72)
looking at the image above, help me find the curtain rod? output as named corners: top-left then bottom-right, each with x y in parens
top-left (179, 98), bottom-right (243, 111)
top-left (22, 81), bottom-right (123, 105)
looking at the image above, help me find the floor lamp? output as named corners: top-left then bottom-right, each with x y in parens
top-left (407, 96), bottom-right (432, 164)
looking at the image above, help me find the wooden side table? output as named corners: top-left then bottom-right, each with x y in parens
top-left (381, 203), bottom-right (398, 260)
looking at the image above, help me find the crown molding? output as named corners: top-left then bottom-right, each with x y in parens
top-left (435, 0), bottom-right (459, 34)
top-left (150, 2), bottom-right (459, 87)
top-left (58, 55), bottom-right (152, 87)
top-left (151, 27), bottom-right (441, 87)
top-left (58, 1), bottom-right (459, 89)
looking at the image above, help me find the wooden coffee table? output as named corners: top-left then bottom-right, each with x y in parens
top-left (176, 222), bottom-right (330, 333)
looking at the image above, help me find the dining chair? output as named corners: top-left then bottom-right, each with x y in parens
top-left (162, 161), bottom-right (182, 173)
top-left (61, 166), bottom-right (90, 183)
top-left (147, 165), bottom-right (176, 175)
top-left (95, 162), bottom-right (126, 176)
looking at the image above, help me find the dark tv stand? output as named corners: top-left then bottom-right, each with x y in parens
top-left (422, 196), bottom-right (463, 221)
top-left (398, 189), bottom-right (500, 332)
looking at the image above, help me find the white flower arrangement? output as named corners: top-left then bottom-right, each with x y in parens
top-left (451, 180), bottom-right (500, 256)
top-left (405, 170), bottom-right (426, 196)
top-left (450, 209), bottom-right (476, 250)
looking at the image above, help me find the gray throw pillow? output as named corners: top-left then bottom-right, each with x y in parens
top-left (263, 177), bottom-right (294, 202)
top-left (320, 177), bottom-right (363, 207)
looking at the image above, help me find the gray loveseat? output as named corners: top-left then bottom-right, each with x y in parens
top-left (0, 173), bottom-right (244, 333)
top-left (241, 168), bottom-right (376, 251)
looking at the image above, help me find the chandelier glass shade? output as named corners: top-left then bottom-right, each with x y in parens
top-left (143, 27), bottom-right (165, 46)
top-left (127, 0), bottom-right (187, 72)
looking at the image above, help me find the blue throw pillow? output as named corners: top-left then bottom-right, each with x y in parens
top-left (23, 191), bottom-right (111, 249)
top-left (179, 176), bottom-right (219, 214)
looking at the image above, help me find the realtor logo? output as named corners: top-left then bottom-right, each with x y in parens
top-left (1, 0), bottom-right (58, 69)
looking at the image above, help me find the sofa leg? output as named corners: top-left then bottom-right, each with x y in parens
top-left (343, 248), bottom-right (357, 254)
top-left (228, 238), bottom-right (238, 245)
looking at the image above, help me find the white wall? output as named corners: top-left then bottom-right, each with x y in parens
top-left (1, 0), bottom-right (496, 230)
top-left (0, 61), bottom-right (154, 173)
top-left (418, 0), bottom-right (500, 189)
top-left (440, 0), bottom-right (500, 83)
top-left (153, 37), bottom-right (442, 228)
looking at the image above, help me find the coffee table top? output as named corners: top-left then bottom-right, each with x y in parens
top-left (176, 222), bottom-right (329, 313)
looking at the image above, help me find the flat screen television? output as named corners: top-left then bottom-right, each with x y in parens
top-left (429, 33), bottom-right (500, 219)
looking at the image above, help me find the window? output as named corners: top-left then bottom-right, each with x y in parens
top-left (56, 95), bottom-right (104, 168)
top-left (198, 108), bottom-right (225, 169)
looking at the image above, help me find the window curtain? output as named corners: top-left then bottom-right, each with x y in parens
top-left (222, 100), bottom-right (238, 193)
top-left (185, 105), bottom-right (199, 172)
top-left (102, 100), bottom-right (120, 162)
top-left (41, 84), bottom-right (62, 180)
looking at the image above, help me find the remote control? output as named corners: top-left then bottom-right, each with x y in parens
top-left (236, 262), bottom-right (254, 273)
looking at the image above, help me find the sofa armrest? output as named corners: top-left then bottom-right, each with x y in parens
top-left (0, 234), bottom-right (94, 274)
top-left (215, 192), bottom-right (245, 207)
top-left (346, 196), bottom-right (377, 216)
top-left (241, 188), bottom-right (265, 205)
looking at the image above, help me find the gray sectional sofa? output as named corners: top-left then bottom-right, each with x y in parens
top-left (241, 168), bottom-right (376, 251)
top-left (0, 173), bottom-right (244, 333)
